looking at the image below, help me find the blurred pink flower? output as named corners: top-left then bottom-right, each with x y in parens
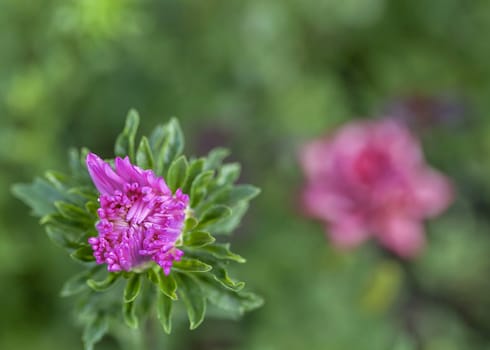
top-left (300, 119), bottom-right (453, 257)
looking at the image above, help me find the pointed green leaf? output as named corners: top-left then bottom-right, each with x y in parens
top-left (157, 292), bottom-right (173, 334)
top-left (176, 274), bottom-right (206, 330)
top-left (60, 270), bottom-right (91, 297)
top-left (208, 202), bottom-right (249, 235)
top-left (154, 118), bottom-right (184, 176)
top-left (55, 201), bottom-right (92, 224)
top-left (87, 273), bottom-right (120, 291)
top-left (184, 217), bottom-right (198, 232)
top-left (204, 148), bottom-right (230, 170)
top-left (45, 225), bottom-right (80, 249)
top-left (212, 266), bottom-right (245, 291)
top-left (136, 136), bottom-right (154, 169)
top-left (190, 170), bottom-right (214, 207)
top-left (225, 185), bottom-right (261, 207)
top-left (216, 163), bottom-right (241, 186)
top-left (156, 270), bottom-right (178, 300)
top-left (198, 275), bottom-right (263, 316)
top-left (167, 155), bottom-right (188, 192)
top-left (71, 246), bottom-right (96, 262)
top-left (182, 158), bottom-right (205, 193)
top-left (115, 109), bottom-right (140, 160)
top-left (12, 179), bottom-right (64, 217)
top-left (124, 274), bottom-right (142, 303)
top-left (173, 258), bottom-right (212, 273)
top-left (197, 205), bottom-right (232, 228)
top-left (183, 230), bottom-right (215, 248)
top-left (200, 243), bottom-right (246, 263)
top-left (82, 314), bottom-right (109, 350)
top-left (123, 300), bottom-right (138, 329)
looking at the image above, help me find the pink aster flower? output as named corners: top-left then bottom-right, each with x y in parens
top-left (300, 119), bottom-right (453, 257)
top-left (86, 153), bottom-right (189, 274)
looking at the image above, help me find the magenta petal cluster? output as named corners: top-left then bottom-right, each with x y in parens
top-left (300, 119), bottom-right (453, 257)
top-left (86, 153), bottom-right (189, 274)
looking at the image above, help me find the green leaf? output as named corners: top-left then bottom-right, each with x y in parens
top-left (197, 205), bottom-right (232, 228)
top-left (198, 276), bottom-right (263, 317)
top-left (60, 270), bottom-right (91, 297)
top-left (204, 148), bottom-right (230, 171)
top-left (189, 170), bottom-right (214, 208)
top-left (55, 201), bottom-right (92, 224)
top-left (184, 217), bottom-right (198, 232)
top-left (123, 300), bottom-right (138, 329)
top-left (156, 269), bottom-right (178, 300)
top-left (71, 246), bottom-right (96, 262)
top-left (183, 230), bottom-right (215, 248)
top-left (167, 155), bottom-right (188, 192)
top-left (182, 158), bottom-right (205, 194)
top-left (45, 224), bottom-right (80, 249)
top-left (87, 273), bottom-right (120, 292)
top-left (208, 202), bottom-right (249, 235)
top-left (157, 292), bottom-right (173, 334)
top-left (124, 274), bottom-right (142, 303)
top-left (153, 118), bottom-right (184, 176)
top-left (212, 266), bottom-right (245, 291)
top-left (173, 258), bottom-right (212, 273)
top-left (82, 313), bottom-right (109, 350)
top-left (200, 243), bottom-right (246, 263)
top-left (12, 179), bottom-right (64, 217)
top-left (225, 185), bottom-right (261, 207)
top-left (216, 163), bottom-right (241, 186)
top-left (115, 109), bottom-right (140, 160)
top-left (136, 136), bottom-right (154, 169)
top-left (176, 274), bottom-right (206, 330)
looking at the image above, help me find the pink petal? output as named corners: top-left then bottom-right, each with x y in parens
top-left (115, 156), bottom-right (144, 183)
top-left (414, 169), bottom-right (453, 218)
top-left (86, 153), bottom-right (124, 195)
top-left (376, 217), bottom-right (425, 257)
top-left (328, 217), bottom-right (370, 249)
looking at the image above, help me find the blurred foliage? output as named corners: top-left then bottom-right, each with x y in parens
top-left (3, 0), bottom-right (490, 349)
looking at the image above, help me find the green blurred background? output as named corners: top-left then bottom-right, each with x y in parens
top-left (2, 0), bottom-right (490, 349)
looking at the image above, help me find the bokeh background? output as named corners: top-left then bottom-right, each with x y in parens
top-left (2, 0), bottom-right (490, 349)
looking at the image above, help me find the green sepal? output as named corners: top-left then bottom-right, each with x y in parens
top-left (167, 155), bottom-right (188, 193)
top-left (183, 230), bottom-right (215, 248)
top-left (82, 313), bottom-right (109, 350)
top-left (124, 274), bottom-right (142, 303)
top-left (115, 109), bottom-right (139, 160)
top-left (176, 274), bottom-right (207, 330)
top-left (87, 273), bottom-right (120, 292)
top-left (173, 258), bottom-right (212, 273)
top-left (157, 292), bottom-right (173, 334)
